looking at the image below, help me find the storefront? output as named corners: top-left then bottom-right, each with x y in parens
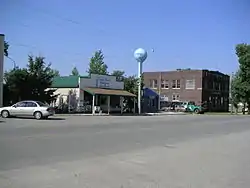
top-left (50, 74), bottom-right (136, 114)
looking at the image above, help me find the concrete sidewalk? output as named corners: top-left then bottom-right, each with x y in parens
top-left (55, 112), bottom-right (187, 116)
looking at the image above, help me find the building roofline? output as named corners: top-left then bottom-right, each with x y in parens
top-left (143, 69), bottom-right (229, 76)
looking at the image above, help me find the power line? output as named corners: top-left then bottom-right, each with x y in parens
top-left (14, 1), bottom-right (111, 36)
top-left (8, 42), bottom-right (89, 60)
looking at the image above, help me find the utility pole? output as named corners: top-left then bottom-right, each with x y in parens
top-left (0, 34), bottom-right (4, 107)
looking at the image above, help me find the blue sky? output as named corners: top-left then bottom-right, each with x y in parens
top-left (1, 0), bottom-right (249, 76)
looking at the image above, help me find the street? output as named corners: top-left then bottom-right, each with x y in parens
top-left (1, 115), bottom-right (250, 187)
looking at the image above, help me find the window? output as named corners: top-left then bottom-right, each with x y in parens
top-left (161, 80), bottom-right (169, 89)
top-left (177, 80), bottom-right (180, 88)
top-left (172, 79), bottom-right (180, 89)
top-left (185, 79), bottom-right (195, 89)
top-left (15, 102), bottom-right (26, 107)
top-left (36, 101), bottom-right (47, 107)
top-left (26, 102), bottom-right (37, 107)
top-left (172, 94), bottom-right (180, 101)
top-left (149, 79), bottom-right (158, 88)
top-left (172, 80), bottom-right (176, 88)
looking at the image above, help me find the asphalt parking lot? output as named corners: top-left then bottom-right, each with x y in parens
top-left (1, 114), bottom-right (250, 188)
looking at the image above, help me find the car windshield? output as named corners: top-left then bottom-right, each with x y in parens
top-left (188, 101), bottom-right (195, 105)
top-left (36, 101), bottom-right (48, 107)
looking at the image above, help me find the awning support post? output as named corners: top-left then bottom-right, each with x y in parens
top-left (92, 94), bottom-right (95, 115)
top-left (107, 95), bottom-right (110, 115)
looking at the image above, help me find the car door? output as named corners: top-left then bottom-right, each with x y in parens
top-left (24, 102), bottom-right (38, 116)
top-left (9, 102), bottom-right (27, 116)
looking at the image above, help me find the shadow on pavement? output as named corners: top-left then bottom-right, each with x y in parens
top-left (8, 117), bottom-right (66, 120)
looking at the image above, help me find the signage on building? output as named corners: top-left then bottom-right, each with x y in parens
top-left (160, 95), bottom-right (168, 101)
top-left (96, 76), bottom-right (111, 88)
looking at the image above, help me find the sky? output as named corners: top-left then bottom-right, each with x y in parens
top-left (1, 0), bottom-right (250, 76)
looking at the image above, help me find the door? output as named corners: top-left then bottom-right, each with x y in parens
top-left (24, 101), bottom-right (38, 116)
top-left (9, 102), bottom-right (27, 116)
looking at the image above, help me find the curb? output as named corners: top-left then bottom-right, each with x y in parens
top-left (55, 112), bottom-right (188, 117)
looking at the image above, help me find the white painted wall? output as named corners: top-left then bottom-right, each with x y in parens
top-left (80, 74), bottom-right (124, 90)
top-left (52, 88), bottom-right (80, 106)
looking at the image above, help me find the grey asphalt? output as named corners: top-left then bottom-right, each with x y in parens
top-left (0, 115), bottom-right (250, 171)
top-left (1, 115), bottom-right (250, 187)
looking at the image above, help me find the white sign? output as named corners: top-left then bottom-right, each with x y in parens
top-left (80, 74), bottom-right (124, 90)
top-left (96, 77), bottom-right (111, 88)
top-left (160, 96), bottom-right (168, 101)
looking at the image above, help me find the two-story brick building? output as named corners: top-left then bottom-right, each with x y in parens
top-left (143, 69), bottom-right (230, 112)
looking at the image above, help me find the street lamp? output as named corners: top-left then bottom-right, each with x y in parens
top-left (134, 48), bottom-right (147, 114)
top-left (6, 56), bottom-right (16, 69)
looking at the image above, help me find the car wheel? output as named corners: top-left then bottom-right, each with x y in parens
top-left (1, 110), bottom-right (10, 118)
top-left (34, 111), bottom-right (42, 120)
top-left (194, 108), bottom-right (200, 114)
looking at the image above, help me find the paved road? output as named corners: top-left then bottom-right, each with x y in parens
top-left (1, 115), bottom-right (250, 187)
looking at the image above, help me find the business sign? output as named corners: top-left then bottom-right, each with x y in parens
top-left (96, 77), bottom-right (111, 88)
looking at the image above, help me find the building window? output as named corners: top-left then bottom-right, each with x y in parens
top-left (185, 79), bottom-right (195, 89)
top-left (177, 80), bottom-right (180, 88)
top-left (172, 79), bottom-right (180, 89)
top-left (161, 80), bottom-right (169, 89)
top-left (149, 79), bottom-right (158, 89)
top-left (172, 94), bottom-right (180, 101)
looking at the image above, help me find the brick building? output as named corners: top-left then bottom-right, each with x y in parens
top-left (143, 69), bottom-right (230, 112)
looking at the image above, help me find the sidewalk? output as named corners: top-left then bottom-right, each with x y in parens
top-left (55, 112), bottom-right (187, 117)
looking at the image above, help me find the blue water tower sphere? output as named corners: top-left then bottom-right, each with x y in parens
top-left (134, 48), bottom-right (147, 63)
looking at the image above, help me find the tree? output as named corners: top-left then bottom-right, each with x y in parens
top-left (3, 55), bottom-right (59, 105)
top-left (235, 43), bottom-right (250, 114)
top-left (124, 75), bottom-right (138, 94)
top-left (52, 69), bottom-right (60, 77)
top-left (111, 70), bottom-right (125, 81)
top-left (87, 50), bottom-right (108, 75)
top-left (71, 66), bottom-right (79, 76)
top-left (4, 41), bottom-right (9, 57)
top-left (230, 71), bottom-right (242, 113)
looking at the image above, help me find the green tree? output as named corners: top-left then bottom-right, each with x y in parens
top-left (4, 68), bottom-right (29, 104)
top-left (52, 69), bottom-right (60, 77)
top-left (111, 70), bottom-right (125, 81)
top-left (235, 43), bottom-right (250, 114)
top-left (4, 41), bottom-right (9, 57)
top-left (87, 50), bottom-right (108, 75)
top-left (3, 56), bottom-right (59, 105)
top-left (230, 71), bottom-right (242, 113)
top-left (124, 75), bottom-right (138, 94)
top-left (71, 66), bottom-right (79, 76)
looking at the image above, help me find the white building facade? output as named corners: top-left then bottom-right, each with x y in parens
top-left (50, 74), bottom-right (134, 114)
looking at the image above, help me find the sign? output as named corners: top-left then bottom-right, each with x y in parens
top-left (160, 96), bottom-right (168, 101)
top-left (96, 77), bottom-right (111, 88)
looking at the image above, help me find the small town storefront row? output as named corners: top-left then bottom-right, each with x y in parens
top-left (50, 74), bottom-right (136, 114)
top-left (82, 87), bottom-right (136, 115)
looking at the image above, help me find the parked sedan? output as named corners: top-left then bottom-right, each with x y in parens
top-left (0, 100), bottom-right (55, 120)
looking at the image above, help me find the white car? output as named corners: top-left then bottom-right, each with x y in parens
top-left (0, 100), bottom-right (55, 120)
